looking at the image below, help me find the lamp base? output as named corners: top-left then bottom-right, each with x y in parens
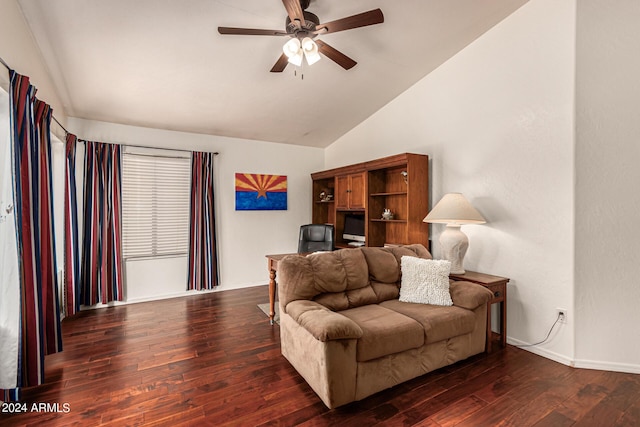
top-left (439, 225), bottom-right (468, 274)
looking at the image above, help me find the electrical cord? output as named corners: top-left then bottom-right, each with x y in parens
top-left (515, 312), bottom-right (562, 348)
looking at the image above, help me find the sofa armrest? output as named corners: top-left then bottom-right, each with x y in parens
top-left (449, 281), bottom-right (493, 310)
top-left (285, 300), bottom-right (363, 342)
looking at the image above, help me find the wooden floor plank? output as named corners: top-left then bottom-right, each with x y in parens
top-left (2, 285), bottom-right (639, 427)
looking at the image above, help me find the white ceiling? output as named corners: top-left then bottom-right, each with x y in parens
top-left (17, 0), bottom-right (528, 148)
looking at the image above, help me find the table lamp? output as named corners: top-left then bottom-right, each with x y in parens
top-left (423, 193), bottom-right (486, 274)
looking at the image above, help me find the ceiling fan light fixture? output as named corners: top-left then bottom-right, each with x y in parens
top-left (288, 51), bottom-right (304, 66)
top-left (301, 37), bottom-right (321, 65)
top-left (283, 38), bottom-right (301, 58)
top-left (283, 38), bottom-right (304, 66)
top-left (219, 5), bottom-right (384, 72)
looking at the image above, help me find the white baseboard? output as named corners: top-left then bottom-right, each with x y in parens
top-left (507, 336), bottom-right (575, 367)
top-left (507, 336), bottom-right (640, 374)
top-left (80, 289), bottom-right (214, 310)
top-left (573, 359), bottom-right (640, 374)
top-left (78, 281), bottom-right (270, 311)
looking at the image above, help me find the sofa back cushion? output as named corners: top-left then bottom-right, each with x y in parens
top-left (278, 244), bottom-right (432, 312)
top-left (279, 249), bottom-right (369, 311)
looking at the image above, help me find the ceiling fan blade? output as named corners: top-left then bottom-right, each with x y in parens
top-left (315, 9), bottom-right (384, 34)
top-left (270, 53), bottom-right (289, 73)
top-left (218, 27), bottom-right (288, 36)
top-left (315, 40), bottom-right (357, 70)
top-left (282, 0), bottom-right (305, 27)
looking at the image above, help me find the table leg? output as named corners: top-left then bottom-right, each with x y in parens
top-left (501, 300), bottom-right (507, 347)
top-left (269, 268), bottom-right (277, 325)
top-left (486, 302), bottom-right (492, 353)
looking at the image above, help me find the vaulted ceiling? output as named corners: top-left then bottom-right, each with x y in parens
top-left (17, 0), bottom-right (528, 147)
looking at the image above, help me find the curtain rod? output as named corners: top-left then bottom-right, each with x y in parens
top-left (123, 144), bottom-right (219, 155)
top-left (0, 56), bottom-right (10, 71)
top-left (1, 56), bottom-right (72, 136)
top-left (1, 55), bottom-right (219, 156)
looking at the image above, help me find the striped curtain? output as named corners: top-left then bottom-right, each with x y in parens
top-left (80, 141), bottom-right (124, 305)
top-left (64, 133), bottom-right (81, 315)
top-left (187, 151), bottom-right (219, 290)
top-left (2, 70), bottom-right (62, 400)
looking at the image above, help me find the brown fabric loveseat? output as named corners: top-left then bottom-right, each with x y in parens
top-left (277, 244), bottom-right (493, 409)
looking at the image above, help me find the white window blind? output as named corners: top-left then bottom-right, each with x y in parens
top-left (122, 152), bottom-right (191, 259)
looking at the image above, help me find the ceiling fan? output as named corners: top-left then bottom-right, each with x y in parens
top-left (218, 0), bottom-right (384, 72)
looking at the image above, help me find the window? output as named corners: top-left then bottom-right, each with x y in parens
top-left (121, 149), bottom-right (191, 259)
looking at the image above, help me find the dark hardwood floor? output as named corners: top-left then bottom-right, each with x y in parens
top-left (2, 285), bottom-right (639, 426)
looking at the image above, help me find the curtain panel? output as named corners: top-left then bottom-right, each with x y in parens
top-left (64, 133), bottom-right (81, 316)
top-left (2, 70), bottom-right (62, 400)
top-left (187, 151), bottom-right (219, 290)
top-left (80, 141), bottom-right (124, 305)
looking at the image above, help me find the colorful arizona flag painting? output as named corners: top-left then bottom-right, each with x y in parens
top-left (235, 173), bottom-right (288, 210)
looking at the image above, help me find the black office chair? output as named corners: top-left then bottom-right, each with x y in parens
top-left (298, 224), bottom-right (335, 253)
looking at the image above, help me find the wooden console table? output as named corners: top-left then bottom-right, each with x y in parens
top-left (265, 253), bottom-right (304, 325)
top-left (449, 271), bottom-right (509, 352)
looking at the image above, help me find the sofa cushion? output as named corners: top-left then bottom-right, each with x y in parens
top-left (361, 245), bottom-right (432, 284)
top-left (399, 256), bottom-right (453, 306)
top-left (386, 244), bottom-right (432, 265)
top-left (314, 285), bottom-right (379, 311)
top-left (286, 300), bottom-right (363, 342)
top-left (340, 305), bottom-right (424, 362)
top-left (307, 249), bottom-right (369, 292)
top-left (279, 249), bottom-right (370, 310)
top-left (360, 248), bottom-right (401, 283)
top-left (380, 300), bottom-right (476, 344)
top-left (370, 281), bottom-right (400, 301)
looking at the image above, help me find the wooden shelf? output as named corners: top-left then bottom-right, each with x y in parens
top-left (315, 200), bottom-right (334, 204)
top-left (370, 219), bottom-right (407, 223)
top-left (370, 191), bottom-right (407, 197)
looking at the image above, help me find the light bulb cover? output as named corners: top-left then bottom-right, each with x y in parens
top-left (301, 37), bottom-right (316, 52)
top-left (288, 51), bottom-right (303, 66)
top-left (283, 38), bottom-right (301, 58)
top-left (301, 37), bottom-right (321, 65)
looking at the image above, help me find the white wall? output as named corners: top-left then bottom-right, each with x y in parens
top-left (68, 118), bottom-right (323, 302)
top-left (326, 0), bottom-right (576, 363)
top-left (0, 0), bottom-right (67, 136)
top-left (574, 1), bottom-right (640, 373)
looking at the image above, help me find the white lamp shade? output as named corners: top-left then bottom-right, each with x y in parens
top-left (287, 51), bottom-right (303, 66)
top-left (283, 38), bottom-right (301, 58)
top-left (301, 37), bottom-right (321, 65)
top-left (283, 38), bottom-right (303, 66)
top-left (423, 193), bottom-right (486, 225)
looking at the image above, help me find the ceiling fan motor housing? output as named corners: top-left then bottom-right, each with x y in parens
top-left (286, 11), bottom-right (320, 38)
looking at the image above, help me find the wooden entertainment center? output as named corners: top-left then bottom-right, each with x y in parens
top-left (311, 153), bottom-right (429, 249)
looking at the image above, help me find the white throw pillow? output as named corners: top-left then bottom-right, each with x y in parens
top-left (399, 256), bottom-right (453, 306)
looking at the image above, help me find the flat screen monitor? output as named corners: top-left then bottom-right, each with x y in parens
top-left (343, 214), bottom-right (365, 243)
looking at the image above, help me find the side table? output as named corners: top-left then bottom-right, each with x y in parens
top-left (449, 271), bottom-right (509, 352)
